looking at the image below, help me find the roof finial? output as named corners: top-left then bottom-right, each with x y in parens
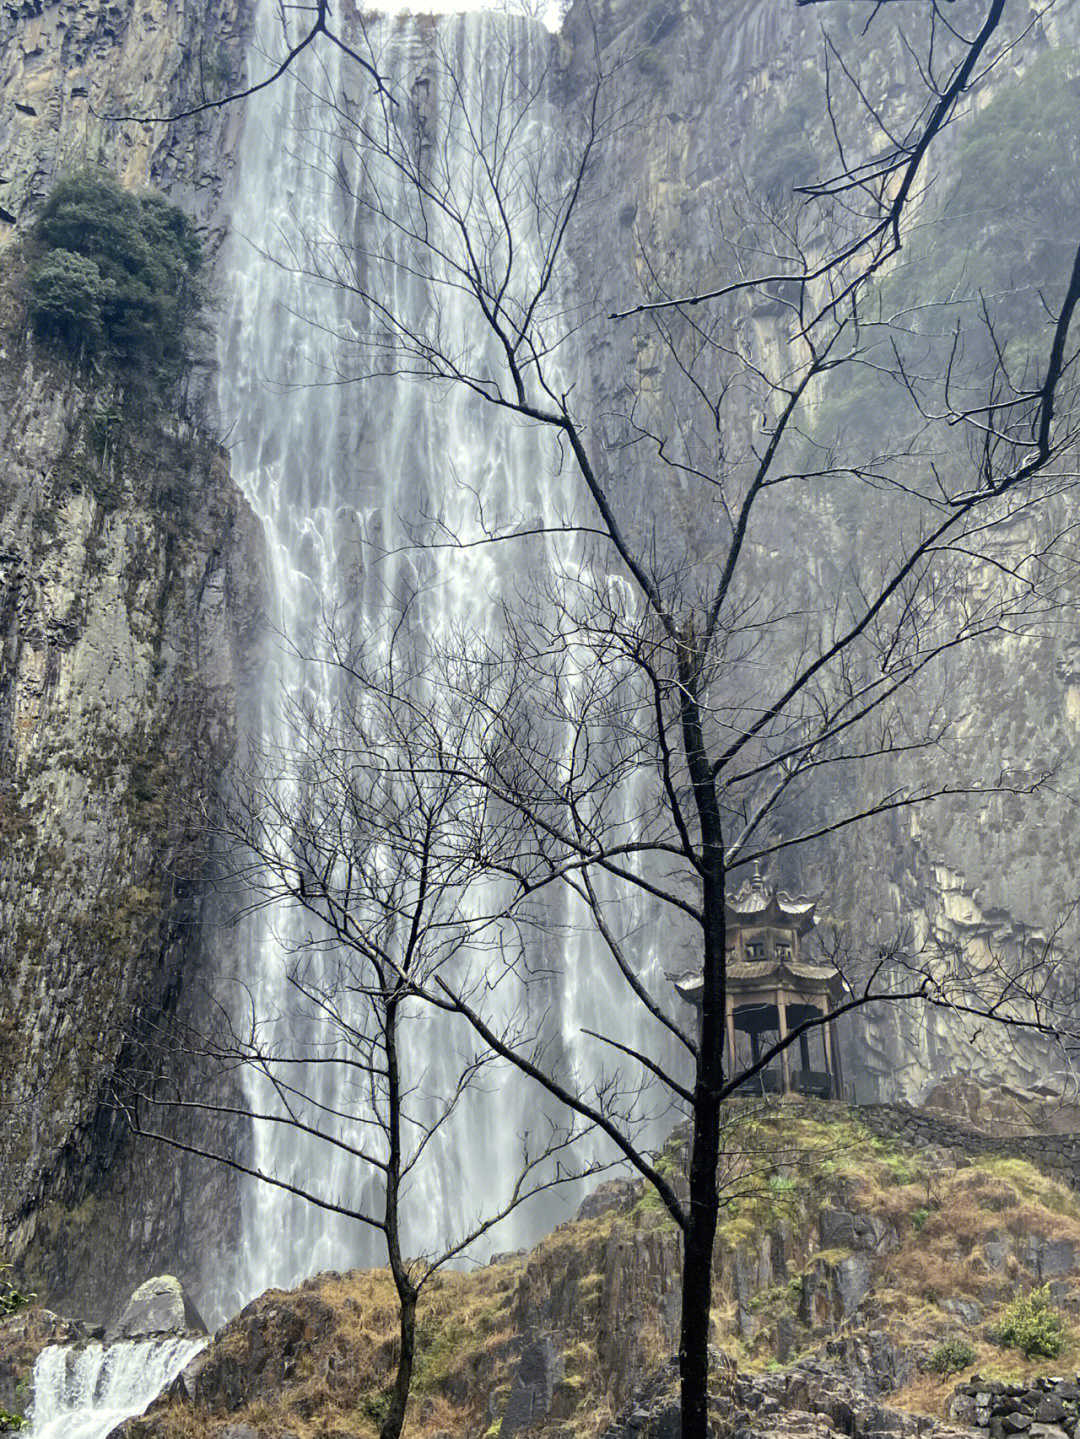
top-left (751, 858), bottom-right (767, 892)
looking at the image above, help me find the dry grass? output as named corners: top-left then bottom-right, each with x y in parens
top-left (119, 1112), bottom-right (1080, 1437)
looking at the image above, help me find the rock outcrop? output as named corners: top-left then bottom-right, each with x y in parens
top-left (66, 1107), bottom-right (1080, 1439)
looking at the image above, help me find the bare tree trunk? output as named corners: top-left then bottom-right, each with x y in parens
top-left (679, 658), bottom-right (727, 1439)
top-left (382, 991), bottom-right (418, 1439)
top-left (382, 1283), bottom-right (418, 1439)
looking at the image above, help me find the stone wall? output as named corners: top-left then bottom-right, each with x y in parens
top-left (855, 1103), bottom-right (1080, 1192)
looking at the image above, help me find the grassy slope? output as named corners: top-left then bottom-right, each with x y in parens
top-left (15, 1105), bottom-right (1080, 1437)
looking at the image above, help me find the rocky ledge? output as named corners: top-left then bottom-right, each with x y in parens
top-left (950, 1376), bottom-right (1080, 1439)
top-left (588, 1351), bottom-right (980, 1439)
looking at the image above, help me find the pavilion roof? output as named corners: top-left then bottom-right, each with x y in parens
top-left (726, 873), bottom-right (817, 935)
top-left (671, 955), bottom-right (843, 1006)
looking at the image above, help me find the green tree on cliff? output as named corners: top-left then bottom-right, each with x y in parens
top-left (27, 170), bottom-right (207, 401)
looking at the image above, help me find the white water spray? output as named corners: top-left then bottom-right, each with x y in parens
top-left (29, 1338), bottom-right (206, 1439)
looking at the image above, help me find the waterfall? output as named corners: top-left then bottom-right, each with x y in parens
top-left (29, 1338), bottom-right (206, 1439)
top-left (208, 0), bottom-right (676, 1320)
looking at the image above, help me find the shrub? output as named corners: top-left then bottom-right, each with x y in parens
top-left (911, 1207), bottom-right (930, 1232)
top-left (991, 1285), bottom-right (1066, 1359)
top-left (925, 1338), bottom-right (976, 1375)
top-left (0, 1409), bottom-right (27, 1432)
top-left (0, 1266), bottom-right (33, 1318)
top-left (27, 170), bottom-right (207, 402)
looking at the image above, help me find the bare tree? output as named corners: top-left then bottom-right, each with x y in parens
top-left (118, 610), bottom-right (603, 1439)
top-left (229, 4), bottom-right (1080, 1435)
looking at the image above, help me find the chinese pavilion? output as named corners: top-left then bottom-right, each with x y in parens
top-left (671, 868), bottom-right (846, 1099)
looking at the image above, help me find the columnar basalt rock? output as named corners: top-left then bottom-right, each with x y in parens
top-left (0, 291), bottom-right (265, 1315)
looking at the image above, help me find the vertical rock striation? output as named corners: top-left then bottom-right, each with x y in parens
top-left (0, 0), bottom-right (262, 1320)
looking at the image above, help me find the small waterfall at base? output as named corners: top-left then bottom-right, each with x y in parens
top-left (29, 1338), bottom-right (207, 1439)
top-left (206, 0), bottom-right (678, 1320)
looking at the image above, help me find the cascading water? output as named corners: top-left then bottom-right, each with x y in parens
top-left (29, 1338), bottom-right (206, 1439)
top-left (208, 0), bottom-right (675, 1320)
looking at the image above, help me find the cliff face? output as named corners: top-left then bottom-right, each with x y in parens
top-left (0, 0), bottom-right (261, 1319)
top-left (558, 0), bottom-right (1080, 1101)
top-left (0, 0), bottom-right (250, 241)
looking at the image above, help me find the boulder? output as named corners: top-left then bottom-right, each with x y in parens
top-left (106, 1275), bottom-right (208, 1343)
top-left (819, 1208), bottom-right (896, 1255)
top-left (1039, 1242), bottom-right (1079, 1280)
top-left (1036, 1397), bottom-right (1070, 1425)
top-left (576, 1179), bottom-right (639, 1221)
top-left (836, 1256), bottom-right (872, 1316)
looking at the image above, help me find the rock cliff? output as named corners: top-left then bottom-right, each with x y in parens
top-left (558, 0), bottom-right (1080, 1101)
top-left (0, 0), bottom-right (261, 1320)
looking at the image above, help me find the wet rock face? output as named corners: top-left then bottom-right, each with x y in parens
top-left (558, 0), bottom-right (1080, 1099)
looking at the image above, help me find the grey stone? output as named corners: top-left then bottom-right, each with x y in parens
top-left (951, 1395), bottom-right (979, 1426)
top-left (501, 1335), bottom-right (564, 1439)
top-left (575, 1179), bottom-right (638, 1221)
top-left (819, 1207), bottom-right (894, 1254)
top-left (836, 1254), bottom-right (872, 1315)
top-left (106, 1275), bottom-right (208, 1343)
top-left (940, 1297), bottom-right (982, 1327)
top-left (1041, 1242), bottom-right (1079, 1280)
top-left (1037, 1398), bottom-right (1070, 1425)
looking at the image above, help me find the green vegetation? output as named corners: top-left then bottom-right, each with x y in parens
top-left (26, 170), bottom-right (208, 403)
top-left (991, 1286), bottom-right (1066, 1360)
top-left (925, 1338), bottom-right (976, 1375)
top-left (0, 1266), bottom-right (33, 1318)
top-left (0, 1410), bottom-right (27, 1432)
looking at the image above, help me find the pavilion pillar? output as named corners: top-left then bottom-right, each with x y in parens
top-left (749, 1026), bottom-right (761, 1067)
top-left (777, 988), bottom-right (792, 1096)
top-left (822, 1017), bottom-right (837, 1099)
top-left (828, 1018), bottom-right (845, 1101)
top-left (725, 1001), bottom-right (738, 1082)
